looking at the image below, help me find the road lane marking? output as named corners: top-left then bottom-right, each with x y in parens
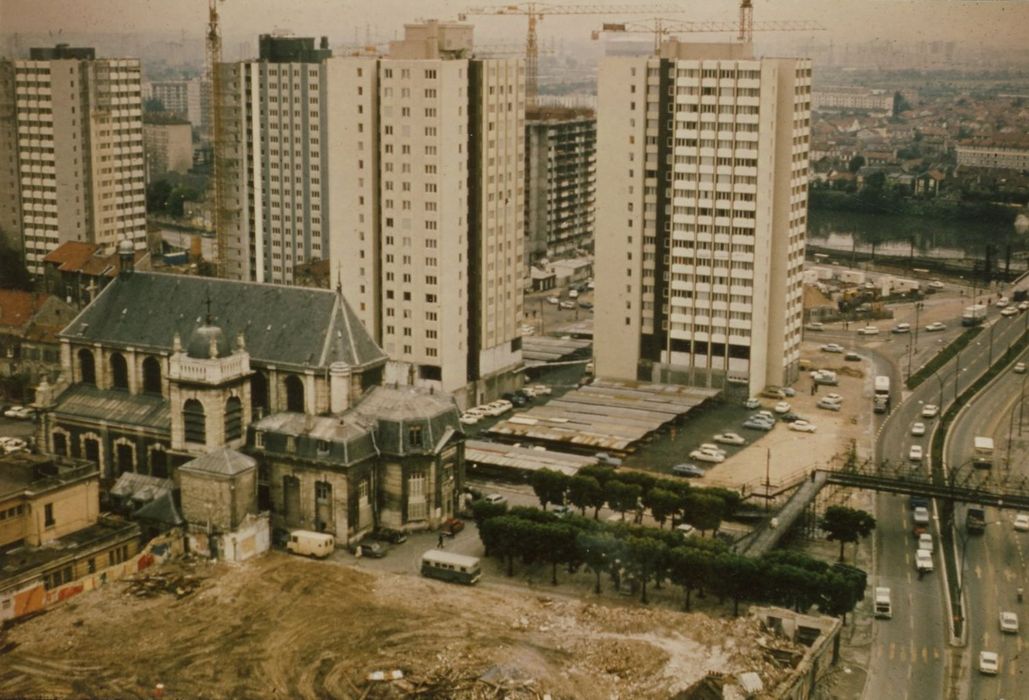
top-left (933, 647), bottom-right (940, 660)
top-left (975, 564), bottom-right (982, 579)
top-left (889, 642), bottom-right (896, 660)
top-left (922, 646), bottom-right (928, 664)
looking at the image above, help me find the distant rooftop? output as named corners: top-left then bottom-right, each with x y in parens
top-left (258, 35), bottom-right (331, 64)
top-left (29, 44), bottom-right (96, 60)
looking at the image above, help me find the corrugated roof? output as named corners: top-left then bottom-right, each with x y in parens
top-left (61, 272), bottom-right (387, 370)
top-left (53, 384), bottom-right (170, 431)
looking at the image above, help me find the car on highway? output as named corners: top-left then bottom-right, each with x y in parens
top-left (999, 611), bottom-right (1019, 634)
top-left (1020, 300), bottom-right (1029, 312)
top-left (915, 549), bottom-right (934, 573)
top-left (925, 322), bottom-right (946, 332)
top-left (921, 404), bottom-right (939, 418)
top-left (773, 401), bottom-right (791, 414)
top-left (805, 322), bottom-right (824, 331)
top-left (909, 445), bottom-right (923, 461)
top-left (911, 422), bottom-right (926, 436)
top-left (995, 297), bottom-right (1010, 308)
top-left (713, 432), bottom-right (746, 446)
top-left (817, 398), bottom-right (842, 411)
top-left (891, 323), bottom-right (911, 334)
top-left (928, 280), bottom-right (945, 290)
top-left (546, 296), bottom-right (560, 305)
top-left (978, 651), bottom-right (999, 675)
top-left (1014, 513), bottom-right (1029, 532)
top-left (1015, 362), bottom-right (1027, 374)
top-left (1001, 306), bottom-right (1018, 317)
top-left (857, 326), bottom-right (880, 336)
top-left (844, 352), bottom-right (862, 362)
top-left (743, 398), bottom-right (761, 409)
top-left (689, 448), bottom-right (725, 463)
top-left (820, 343), bottom-right (845, 353)
top-left (742, 418), bottom-right (774, 431)
top-left (484, 494), bottom-right (508, 506)
top-left (672, 463), bottom-right (705, 478)
top-left (788, 420), bottom-right (817, 433)
top-left (918, 533), bottom-right (933, 552)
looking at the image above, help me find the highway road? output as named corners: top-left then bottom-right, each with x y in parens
top-left (862, 304), bottom-right (1028, 700)
top-left (946, 340), bottom-right (1029, 700)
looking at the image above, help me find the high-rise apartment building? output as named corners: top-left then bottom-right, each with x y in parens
top-left (328, 21), bottom-right (524, 406)
top-left (219, 35), bottom-right (332, 284)
top-left (146, 79), bottom-right (204, 127)
top-left (525, 106), bottom-right (596, 265)
top-left (594, 41), bottom-right (811, 396)
top-left (1, 45), bottom-right (147, 275)
top-left (0, 60), bottom-right (22, 254)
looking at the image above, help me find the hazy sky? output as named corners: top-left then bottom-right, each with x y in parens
top-left (3, 0), bottom-right (1028, 49)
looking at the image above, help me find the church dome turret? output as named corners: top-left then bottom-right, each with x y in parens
top-left (187, 320), bottom-right (230, 359)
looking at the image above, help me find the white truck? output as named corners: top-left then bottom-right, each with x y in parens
top-left (961, 304), bottom-right (987, 326)
top-left (286, 530), bottom-right (335, 558)
top-left (873, 375), bottom-right (891, 414)
top-left (874, 587), bottom-right (892, 619)
top-left (973, 436), bottom-right (994, 469)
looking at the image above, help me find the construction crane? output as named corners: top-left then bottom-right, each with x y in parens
top-left (458, 3), bottom-right (687, 107)
top-left (205, 0), bottom-right (226, 276)
top-left (592, 15), bottom-right (824, 54)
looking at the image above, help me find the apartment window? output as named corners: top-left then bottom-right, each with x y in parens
top-left (44, 503), bottom-right (55, 528)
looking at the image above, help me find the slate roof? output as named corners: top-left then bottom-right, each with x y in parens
top-left (250, 412), bottom-right (379, 466)
top-left (350, 385), bottom-right (462, 456)
top-left (60, 272), bottom-right (386, 370)
top-left (52, 384), bottom-right (170, 432)
top-left (179, 448), bottom-right (256, 477)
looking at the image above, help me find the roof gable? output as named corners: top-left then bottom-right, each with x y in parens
top-left (61, 272), bottom-right (386, 370)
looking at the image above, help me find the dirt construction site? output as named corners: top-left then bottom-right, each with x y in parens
top-left (0, 553), bottom-right (813, 700)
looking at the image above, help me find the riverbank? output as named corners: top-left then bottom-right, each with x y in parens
top-left (810, 189), bottom-right (1018, 225)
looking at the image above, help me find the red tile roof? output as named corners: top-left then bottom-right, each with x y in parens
top-left (43, 241), bottom-right (98, 272)
top-left (0, 290), bottom-right (48, 331)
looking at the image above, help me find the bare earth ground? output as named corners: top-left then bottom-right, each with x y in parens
top-left (0, 553), bottom-right (806, 700)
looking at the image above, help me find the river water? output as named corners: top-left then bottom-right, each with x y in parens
top-left (807, 209), bottom-right (1026, 265)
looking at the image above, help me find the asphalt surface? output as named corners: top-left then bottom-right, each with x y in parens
top-left (946, 340), bottom-right (1029, 699)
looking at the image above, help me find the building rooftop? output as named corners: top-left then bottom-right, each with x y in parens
top-left (179, 448), bottom-right (256, 478)
top-left (53, 384), bottom-right (170, 433)
top-left (0, 290), bottom-right (49, 332)
top-left (61, 272), bottom-right (386, 371)
top-left (0, 454), bottom-right (98, 502)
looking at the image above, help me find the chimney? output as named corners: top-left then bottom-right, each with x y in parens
top-left (329, 362), bottom-right (352, 413)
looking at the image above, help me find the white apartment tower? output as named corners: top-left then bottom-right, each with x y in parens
top-left (328, 21), bottom-right (524, 406)
top-left (219, 35), bottom-right (332, 283)
top-left (594, 41), bottom-right (811, 396)
top-left (2, 45), bottom-right (146, 274)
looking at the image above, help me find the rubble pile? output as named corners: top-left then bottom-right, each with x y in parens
top-left (124, 570), bottom-right (205, 598)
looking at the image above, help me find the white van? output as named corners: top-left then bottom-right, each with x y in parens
top-left (874, 587), bottom-right (892, 619)
top-left (286, 530), bottom-right (335, 558)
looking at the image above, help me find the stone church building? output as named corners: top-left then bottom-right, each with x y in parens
top-left (35, 256), bottom-right (465, 544)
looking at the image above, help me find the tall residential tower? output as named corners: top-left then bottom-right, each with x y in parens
top-left (328, 21), bottom-right (525, 407)
top-left (2, 45), bottom-right (146, 274)
top-left (594, 41), bottom-right (811, 396)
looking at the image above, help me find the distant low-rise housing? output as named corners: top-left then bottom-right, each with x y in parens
top-left (956, 137), bottom-right (1029, 171)
top-left (0, 290), bottom-right (76, 394)
top-left (815, 87), bottom-right (894, 114)
top-left (42, 240), bottom-right (152, 308)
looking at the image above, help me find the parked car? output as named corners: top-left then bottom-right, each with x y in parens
top-left (925, 322), bottom-right (946, 332)
top-left (578, 301), bottom-right (593, 309)
top-left (812, 370), bottom-right (838, 386)
top-left (559, 300), bottom-right (575, 310)
top-left (817, 398), bottom-right (842, 411)
top-left (995, 297), bottom-right (1010, 308)
top-left (891, 323), bottom-right (911, 334)
top-left (822, 393), bottom-right (843, 404)
top-left (762, 387), bottom-right (787, 399)
top-left (742, 418), bottom-right (774, 431)
top-left (595, 452), bottom-right (623, 467)
top-left (372, 528), bottom-right (408, 544)
top-left (805, 322), bottom-right (825, 331)
top-left (0, 437), bottom-right (28, 454)
top-left (672, 463), bottom-right (705, 478)
top-left (501, 392), bottom-right (527, 407)
top-left (529, 383), bottom-right (553, 396)
top-left (978, 651), bottom-right (999, 675)
top-left (568, 289), bottom-right (579, 299)
top-left (752, 410), bottom-right (775, 421)
top-left (771, 401), bottom-right (789, 414)
top-left (845, 352), bottom-right (863, 362)
top-left (1014, 513), bottom-right (1029, 532)
top-left (911, 422), bottom-right (926, 436)
top-left (551, 505), bottom-right (574, 518)
top-left (484, 494), bottom-right (508, 506)
top-left (821, 343), bottom-right (845, 353)
top-left (1020, 300), bottom-right (1029, 312)
top-left (782, 387), bottom-right (796, 397)
top-left (857, 326), bottom-right (880, 336)
top-left (743, 398), bottom-right (760, 409)
top-left (689, 448), bottom-right (725, 463)
top-left (928, 280), bottom-right (945, 290)
top-left (788, 420), bottom-right (817, 433)
top-left (780, 412), bottom-right (803, 423)
top-left (1014, 362), bottom-right (1026, 374)
top-left (713, 432), bottom-right (746, 446)
top-left (459, 412), bottom-right (481, 425)
top-left (1000, 611), bottom-right (1019, 634)
top-left (349, 541), bottom-right (388, 558)
top-left (488, 399), bottom-right (514, 416)
top-left (675, 523), bottom-right (697, 537)
top-left (909, 445), bottom-right (923, 461)
top-left (440, 517), bottom-right (465, 536)
top-left (546, 296), bottom-right (560, 305)
top-left (921, 404), bottom-right (939, 419)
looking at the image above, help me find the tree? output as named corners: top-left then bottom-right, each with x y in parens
top-left (820, 505), bottom-right (876, 562)
top-left (669, 546), bottom-right (708, 611)
top-left (470, 498), bottom-right (508, 529)
top-left (623, 536), bottom-right (667, 604)
top-left (529, 468), bottom-right (568, 511)
top-left (577, 464), bottom-right (616, 487)
top-left (144, 97), bottom-right (165, 112)
top-left (892, 90), bottom-right (910, 116)
top-left (647, 488), bottom-right (679, 529)
top-left (717, 555), bottom-right (762, 617)
top-left (605, 480), bottom-right (641, 521)
top-left (848, 155), bottom-right (866, 173)
top-left (567, 475), bottom-right (604, 518)
top-left (541, 523), bottom-right (577, 585)
top-left (146, 178), bottom-right (173, 213)
top-left (682, 492), bottom-right (724, 536)
top-left (578, 532), bottom-right (616, 594)
top-left (0, 233), bottom-right (32, 291)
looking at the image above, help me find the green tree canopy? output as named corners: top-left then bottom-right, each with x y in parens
top-left (567, 474), bottom-right (605, 518)
top-left (820, 505), bottom-right (876, 562)
top-left (528, 468), bottom-right (569, 511)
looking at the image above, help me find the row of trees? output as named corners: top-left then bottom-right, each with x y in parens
top-left (475, 506), bottom-right (867, 619)
top-left (526, 465), bottom-right (741, 536)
